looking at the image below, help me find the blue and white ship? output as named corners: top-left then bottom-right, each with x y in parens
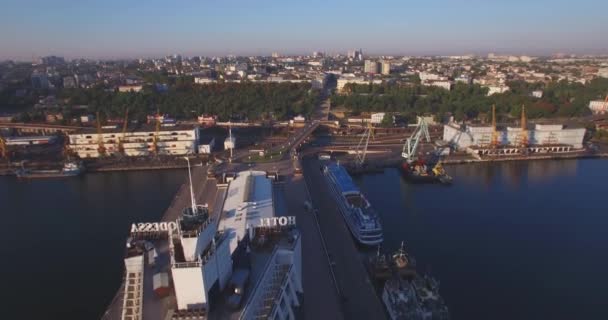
top-left (323, 163), bottom-right (383, 245)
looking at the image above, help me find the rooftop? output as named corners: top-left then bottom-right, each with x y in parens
top-left (219, 171), bottom-right (274, 255)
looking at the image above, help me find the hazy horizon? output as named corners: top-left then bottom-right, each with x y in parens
top-left (2, 0), bottom-right (607, 61)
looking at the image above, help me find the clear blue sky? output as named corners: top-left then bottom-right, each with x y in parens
top-left (1, 0), bottom-right (607, 60)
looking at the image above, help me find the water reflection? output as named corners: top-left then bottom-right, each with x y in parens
top-left (448, 160), bottom-right (578, 188)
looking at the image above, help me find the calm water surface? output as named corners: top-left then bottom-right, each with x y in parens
top-left (355, 159), bottom-right (608, 320)
top-left (0, 170), bottom-right (186, 319)
top-left (1, 160), bottom-right (607, 319)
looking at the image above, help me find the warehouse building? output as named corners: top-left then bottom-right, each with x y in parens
top-left (443, 122), bottom-right (586, 155)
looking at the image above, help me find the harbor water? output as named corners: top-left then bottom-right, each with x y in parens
top-left (0, 170), bottom-right (185, 319)
top-left (1, 160), bottom-right (607, 319)
top-left (354, 159), bottom-right (608, 320)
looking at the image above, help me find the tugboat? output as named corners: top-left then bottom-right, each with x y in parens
top-left (378, 241), bottom-right (450, 320)
top-left (401, 160), bottom-right (452, 185)
top-left (15, 161), bottom-right (85, 179)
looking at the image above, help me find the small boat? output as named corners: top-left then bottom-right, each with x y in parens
top-left (15, 161), bottom-right (85, 179)
top-left (401, 161), bottom-right (452, 185)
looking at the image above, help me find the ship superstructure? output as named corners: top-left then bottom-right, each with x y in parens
top-left (109, 169), bottom-right (302, 320)
top-left (323, 162), bottom-right (383, 245)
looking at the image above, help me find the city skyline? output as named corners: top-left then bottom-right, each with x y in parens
top-left (1, 0), bottom-right (608, 60)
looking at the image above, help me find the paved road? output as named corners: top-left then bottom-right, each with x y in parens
top-left (283, 176), bottom-right (343, 320)
top-left (301, 157), bottom-right (387, 320)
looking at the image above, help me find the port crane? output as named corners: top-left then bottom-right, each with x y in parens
top-left (0, 133), bottom-right (7, 159)
top-left (117, 108), bottom-right (129, 156)
top-left (354, 123), bottom-right (373, 167)
top-left (96, 112), bottom-right (106, 157)
top-left (401, 117), bottom-right (430, 163)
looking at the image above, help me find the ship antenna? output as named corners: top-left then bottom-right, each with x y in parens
top-left (184, 157), bottom-right (197, 214)
top-left (377, 244), bottom-right (381, 257)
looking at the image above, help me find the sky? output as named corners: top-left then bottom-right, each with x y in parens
top-left (1, 0), bottom-right (607, 60)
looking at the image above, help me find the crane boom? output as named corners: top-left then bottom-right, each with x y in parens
top-left (401, 117), bottom-right (430, 162)
top-left (354, 124), bottom-right (372, 167)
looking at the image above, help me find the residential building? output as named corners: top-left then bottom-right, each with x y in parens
top-left (381, 61), bottom-right (391, 75)
top-left (364, 60), bottom-right (380, 74)
top-left (589, 100), bottom-right (608, 114)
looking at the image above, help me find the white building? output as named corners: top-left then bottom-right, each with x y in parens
top-left (381, 61), bottom-right (391, 75)
top-left (118, 85), bottom-right (143, 93)
top-left (423, 80), bottom-right (453, 91)
top-left (588, 100), bottom-right (608, 114)
top-left (364, 60), bottom-right (379, 74)
top-left (336, 77), bottom-right (382, 93)
top-left (68, 125), bottom-right (199, 158)
top-left (597, 67), bottom-right (608, 78)
top-left (198, 136), bottom-right (215, 154)
top-left (532, 90), bottom-right (543, 98)
top-left (370, 112), bottom-right (393, 124)
top-left (486, 85), bottom-right (510, 96)
top-left (443, 123), bottom-right (586, 152)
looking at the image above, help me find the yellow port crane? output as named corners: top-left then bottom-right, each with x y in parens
top-left (96, 111), bottom-right (106, 157)
top-left (519, 104), bottom-right (528, 147)
top-left (491, 104), bottom-right (499, 148)
top-left (0, 134), bottom-right (7, 159)
top-left (117, 108), bottom-right (129, 155)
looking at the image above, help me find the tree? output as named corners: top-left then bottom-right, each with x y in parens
top-left (380, 113), bottom-right (394, 127)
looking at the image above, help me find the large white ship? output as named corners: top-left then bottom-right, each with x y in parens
top-left (323, 163), bottom-right (383, 245)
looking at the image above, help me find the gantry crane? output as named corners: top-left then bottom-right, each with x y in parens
top-left (519, 104), bottom-right (528, 147)
top-left (96, 111), bottom-right (106, 157)
top-left (401, 117), bottom-right (430, 163)
top-left (354, 123), bottom-right (373, 167)
top-left (117, 108), bottom-right (129, 156)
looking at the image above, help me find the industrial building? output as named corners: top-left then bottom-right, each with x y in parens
top-left (443, 122), bottom-right (586, 155)
top-left (67, 125), bottom-right (199, 158)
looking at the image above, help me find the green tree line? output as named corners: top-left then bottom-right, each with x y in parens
top-left (56, 81), bottom-right (318, 122)
top-left (331, 78), bottom-right (608, 122)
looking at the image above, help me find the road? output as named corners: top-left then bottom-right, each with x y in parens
top-left (301, 157), bottom-right (387, 320)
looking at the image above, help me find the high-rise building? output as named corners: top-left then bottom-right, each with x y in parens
top-left (381, 60), bottom-right (391, 75)
top-left (348, 49), bottom-right (363, 61)
top-left (364, 60), bottom-right (380, 74)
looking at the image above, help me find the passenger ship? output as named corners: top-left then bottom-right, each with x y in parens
top-left (323, 163), bottom-right (383, 245)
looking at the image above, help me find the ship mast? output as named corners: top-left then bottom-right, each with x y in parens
top-left (183, 157), bottom-right (198, 214)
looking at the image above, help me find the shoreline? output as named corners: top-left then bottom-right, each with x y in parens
top-left (2, 151), bottom-right (608, 177)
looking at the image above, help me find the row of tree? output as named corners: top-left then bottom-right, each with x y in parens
top-left (16, 81), bottom-right (318, 123)
top-left (331, 78), bottom-right (608, 122)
